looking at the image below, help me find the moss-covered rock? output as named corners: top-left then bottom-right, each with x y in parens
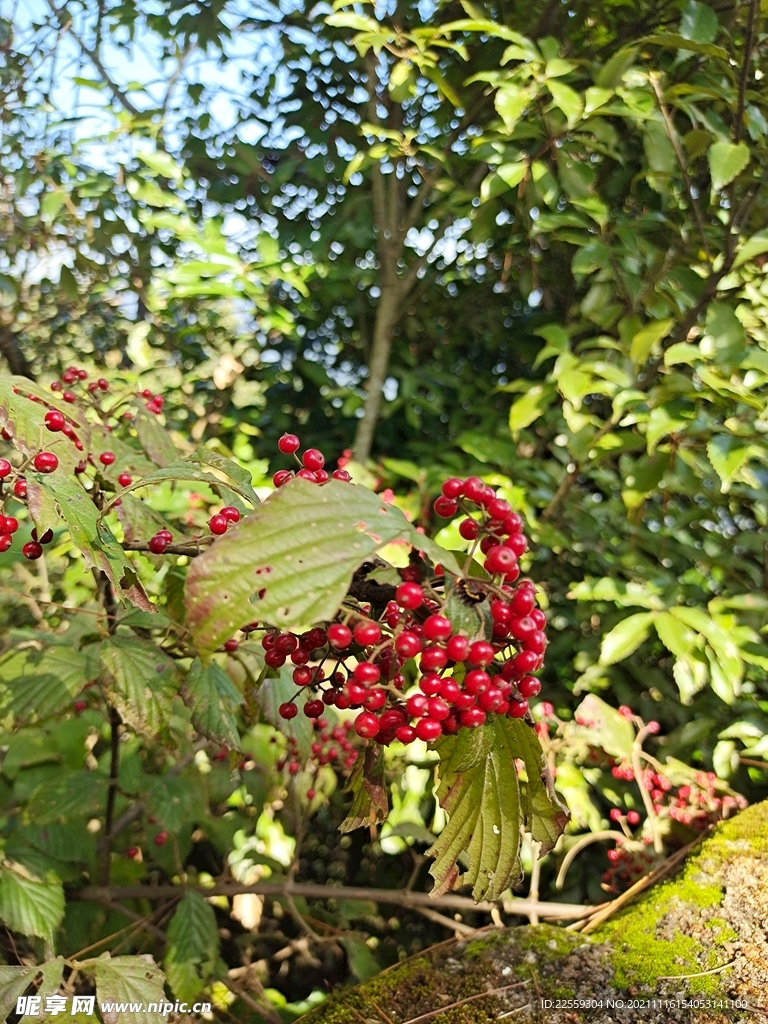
top-left (297, 802), bottom-right (768, 1023)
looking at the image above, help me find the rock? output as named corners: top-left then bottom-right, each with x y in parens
top-left (298, 801), bottom-right (768, 1023)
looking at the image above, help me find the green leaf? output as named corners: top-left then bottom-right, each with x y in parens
top-left (0, 643), bottom-right (92, 725)
top-left (340, 937), bottom-right (381, 982)
top-left (185, 479), bottom-right (459, 656)
top-left (340, 744), bottom-right (389, 833)
top-left (495, 85), bottom-right (528, 132)
top-left (701, 303), bottom-right (746, 365)
top-left (707, 435), bottom-right (750, 491)
top-left (673, 654), bottom-right (708, 704)
top-left (183, 659), bottom-right (242, 748)
top-left (599, 612), bottom-right (654, 665)
top-left (114, 448), bottom-right (259, 510)
top-left (427, 716), bottom-right (566, 900)
top-left (0, 966), bottom-right (39, 1020)
top-left (93, 955), bottom-right (167, 1024)
top-left (19, 959), bottom-right (65, 1024)
top-left (629, 319), bottom-right (673, 365)
top-left (654, 611), bottom-right (696, 658)
top-left (595, 47), bottom-right (637, 87)
top-left (442, 579), bottom-right (490, 643)
top-left (548, 80), bottom-right (583, 122)
top-left (255, 665), bottom-right (315, 762)
top-left (646, 406), bottom-right (687, 452)
top-left (572, 694), bottom-right (634, 760)
top-left (641, 33), bottom-right (726, 58)
top-left (680, 0), bottom-right (718, 43)
top-left (164, 892), bottom-right (220, 1002)
top-left (708, 142), bottom-right (750, 190)
top-left (0, 864), bottom-right (65, 941)
top-left (100, 638), bottom-right (180, 739)
top-left (134, 410), bottom-right (178, 468)
top-left (508, 384), bottom-right (556, 434)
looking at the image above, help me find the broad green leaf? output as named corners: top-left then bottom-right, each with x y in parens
top-left (599, 612), bottom-right (654, 665)
top-left (165, 892), bottom-right (220, 1002)
top-left (707, 435), bottom-right (750, 491)
top-left (145, 774), bottom-right (205, 833)
top-left (680, 0), bottom-right (718, 43)
top-left (93, 955), bottom-right (167, 1024)
top-left (646, 406), bottom-right (687, 452)
top-left (256, 665), bottom-right (315, 762)
top-left (112, 448), bottom-right (259, 511)
top-left (595, 46), bottom-right (637, 87)
top-left (642, 33), bottom-right (727, 58)
top-left (495, 85), bottom-right (528, 132)
top-left (733, 229), bottom-right (768, 268)
top-left (673, 654), bottom-right (708, 704)
top-left (708, 141), bottom-right (750, 190)
top-left (572, 694), bottom-right (635, 760)
top-left (621, 453), bottom-right (670, 509)
top-left (100, 637), bottom-right (180, 739)
top-left (340, 745), bottom-right (388, 833)
top-left (629, 319), bottom-right (673, 365)
top-left (0, 864), bottom-right (65, 941)
top-left (548, 80), bottom-right (583, 122)
top-left (508, 384), bottom-right (555, 434)
top-left (664, 342), bottom-right (701, 366)
top-left (567, 578), bottom-right (664, 610)
top-left (442, 578), bottom-right (490, 643)
top-left (706, 648), bottom-right (739, 705)
top-left (428, 716), bottom-right (566, 900)
top-left (185, 479), bottom-right (459, 656)
top-left (701, 303), bottom-right (746, 365)
top-left (340, 936), bottom-right (381, 982)
top-left (654, 611), bottom-right (696, 658)
top-left (134, 409), bottom-right (178, 467)
top-left (19, 959), bottom-right (65, 1024)
top-left (183, 659), bottom-right (242, 748)
top-left (553, 760), bottom-right (602, 831)
top-left (496, 162), bottom-right (527, 188)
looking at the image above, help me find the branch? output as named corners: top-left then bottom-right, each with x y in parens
top-left (651, 75), bottom-right (711, 261)
top-left (44, 0), bottom-right (142, 117)
top-left (72, 882), bottom-right (594, 921)
top-left (735, 0), bottom-right (760, 145)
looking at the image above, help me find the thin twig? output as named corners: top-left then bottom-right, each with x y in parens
top-left (657, 956), bottom-right (743, 981)
top-left (399, 980), bottom-right (529, 1024)
top-left (412, 905), bottom-right (476, 937)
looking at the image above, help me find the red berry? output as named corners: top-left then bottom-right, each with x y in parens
top-left (148, 535), bottom-right (168, 554)
top-left (44, 410), bottom-right (65, 431)
top-left (332, 469), bottom-right (351, 482)
top-left (421, 645), bottom-right (448, 670)
top-left (458, 518), bottom-right (479, 540)
top-left (446, 635), bottom-right (470, 661)
top-left (3, 517), bottom-right (18, 534)
top-left (508, 698), bottom-right (529, 718)
top-left (99, 451), bottom-right (115, 466)
top-left (406, 694), bottom-right (429, 717)
top-left (13, 478), bottom-right (27, 498)
top-left (464, 669), bottom-right (490, 695)
top-left (98, 378), bottom-right (109, 390)
top-left (223, 639), bottom-right (239, 652)
top-left (433, 495), bottom-right (458, 518)
top-left (395, 582), bottom-right (423, 609)
top-left (273, 469), bottom-right (292, 487)
top-left (296, 468), bottom-right (316, 482)
top-left (505, 533), bottom-right (528, 557)
top-left (278, 433), bottom-right (300, 454)
top-left (441, 477), bottom-right (464, 499)
top-left (463, 476), bottom-right (487, 503)
top-left (504, 512), bottom-right (524, 535)
top-left (467, 641), bottom-right (495, 668)
top-left (0, 535), bottom-right (12, 552)
top-left (395, 725), bottom-right (417, 743)
top-left (307, 788), bottom-right (316, 799)
top-left (422, 614), bottom-right (452, 642)
top-left (221, 506), bottom-right (241, 522)
top-left (363, 688), bottom-right (387, 712)
top-left (302, 448), bottom-right (325, 471)
top-left (627, 810), bottom-right (641, 825)
top-left (22, 542), bottom-right (43, 560)
top-left (328, 623), bottom-right (352, 649)
top-left (419, 672), bottom-right (443, 697)
top-left (304, 699), bottom-right (324, 718)
top-left (525, 630), bottom-right (548, 654)
top-left (395, 631), bottom-right (422, 658)
top-left (33, 452), bottom-right (58, 474)
top-left (487, 497), bottom-right (511, 519)
top-left (50, 381), bottom-right (62, 392)
top-left (354, 621), bottom-right (382, 646)
top-left (73, 700), bottom-right (88, 712)
top-left (439, 677), bottom-right (460, 703)
top-left (154, 831), bottom-right (168, 846)
top-left (126, 847), bottom-right (140, 859)
top-left (353, 662), bottom-right (381, 685)
top-left (293, 666), bottom-right (313, 686)
top-left (484, 545), bottom-right (518, 575)
top-left (114, 472), bottom-right (132, 488)
top-left (314, 469), bottom-right (330, 484)
top-left (354, 712), bottom-right (380, 738)
top-left (518, 676), bottom-right (541, 699)
top-left (279, 702), bottom-right (298, 720)
top-left (0, 459), bottom-right (11, 478)
top-left (427, 697), bottom-right (450, 721)
top-left (209, 514), bottom-right (229, 535)
top-left (462, 706), bottom-right (486, 728)
top-left (415, 718), bottom-right (443, 742)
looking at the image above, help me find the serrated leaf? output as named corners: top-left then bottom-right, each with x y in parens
top-left (0, 966), bottom-right (39, 1020)
top-left (340, 745), bottom-right (388, 833)
top-left (0, 643), bottom-right (91, 724)
top-left (164, 892), bottom-right (220, 1002)
top-left (145, 774), bottom-right (204, 833)
top-left (428, 716), bottom-right (566, 901)
top-left (100, 638), bottom-right (180, 740)
top-left (93, 955), bottom-right (167, 1024)
top-left (708, 141), bottom-right (750, 190)
top-left (707, 435), bottom-right (750, 491)
top-left (134, 409), bottom-right (178, 467)
top-left (185, 479), bottom-right (459, 657)
top-left (442, 580), bottom-right (490, 643)
top-left (19, 959), bottom-right (65, 1024)
top-left (112, 447), bottom-right (259, 510)
top-left (183, 659), bottom-right (242, 748)
top-left (573, 694), bottom-right (635, 760)
top-left (646, 406), bottom-right (687, 452)
top-left (599, 612), bottom-right (654, 665)
top-left (0, 864), bottom-right (65, 941)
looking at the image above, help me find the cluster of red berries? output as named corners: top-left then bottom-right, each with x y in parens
top-left (272, 434), bottom-right (351, 487)
top-left (276, 720), bottom-right (358, 785)
top-left (601, 842), bottom-right (658, 893)
top-left (0, 449), bottom-right (60, 558)
top-left (144, 506), bottom-right (242, 555)
top-left (227, 440), bottom-right (549, 748)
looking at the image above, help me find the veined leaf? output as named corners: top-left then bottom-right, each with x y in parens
top-left (0, 864), bottom-right (65, 941)
top-left (183, 659), bottom-right (242, 748)
top-left (629, 319), bottom-right (673, 365)
top-left (427, 716), bottom-right (566, 900)
top-left (654, 611), bottom-right (696, 658)
top-left (100, 637), bottom-right (180, 740)
top-left (707, 435), bottom-right (750, 491)
top-left (340, 744), bottom-right (388, 833)
top-left (185, 479), bottom-right (459, 657)
top-left (164, 892), bottom-right (220, 1002)
top-left (93, 956), bottom-right (167, 1024)
top-left (508, 384), bottom-right (556, 434)
top-left (572, 694), bottom-right (634, 760)
top-left (708, 141), bottom-right (749, 190)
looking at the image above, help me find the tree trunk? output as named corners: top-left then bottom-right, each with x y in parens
top-left (353, 288), bottom-right (400, 464)
top-left (298, 801), bottom-right (768, 1023)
